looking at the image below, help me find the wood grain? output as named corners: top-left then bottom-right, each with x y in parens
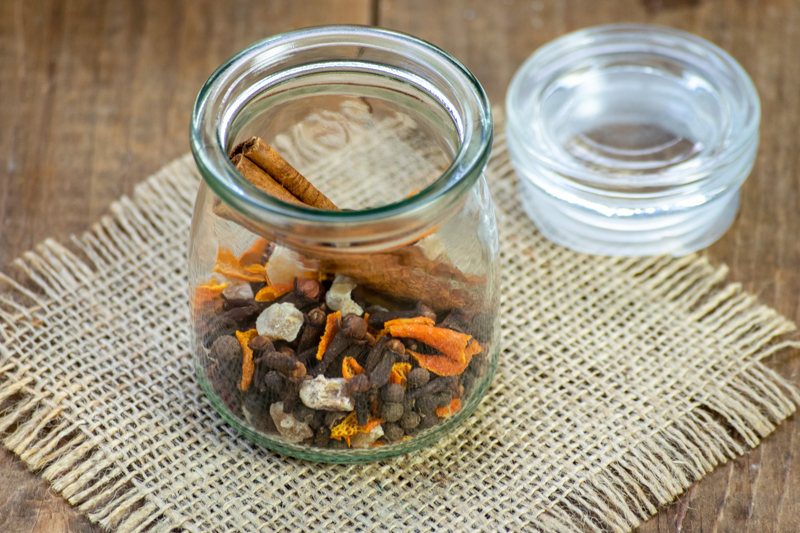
top-left (1, 0), bottom-right (798, 532)
top-left (0, 2), bottom-right (372, 532)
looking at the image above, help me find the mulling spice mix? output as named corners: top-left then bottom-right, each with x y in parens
top-left (192, 138), bottom-right (492, 450)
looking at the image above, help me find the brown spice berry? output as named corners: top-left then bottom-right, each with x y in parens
top-left (381, 402), bottom-right (404, 423)
top-left (406, 368), bottom-right (430, 389)
top-left (383, 422), bottom-right (405, 442)
top-left (381, 383), bottom-right (404, 404)
top-left (399, 411), bottom-right (421, 430)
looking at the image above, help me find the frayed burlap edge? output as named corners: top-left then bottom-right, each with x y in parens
top-left (0, 156), bottom-right (202, 533)
top-left (0, 117), bottom-right (797, 532)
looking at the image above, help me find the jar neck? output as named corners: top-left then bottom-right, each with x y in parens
top-left (191, 26), bottom-right (492, 252)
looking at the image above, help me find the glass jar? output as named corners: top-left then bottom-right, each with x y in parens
top-left (189, 26), bottom-right (498, 462)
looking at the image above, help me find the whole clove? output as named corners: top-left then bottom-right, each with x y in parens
top-left (257, 348), bottom-right (306, 380)
top-left (282, 380), bottom-right (301, 414)
top-left (313, 314), bottom-right (368, 376)
top-left (364, 335), bottom-right (389, 374)
top-left (369, 340), bottom-right (405, 389)
top-left (407, 376), bottom-right (458, 400)
top-left (355, 392), bottom-right (371, 427)
top-left (347, 374), bottom-right (371, 395)
top-left (297, 308), bottom-right (327, 354)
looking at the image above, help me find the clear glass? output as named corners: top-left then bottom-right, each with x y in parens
top-left (506, 24), bottom-right (760, 256)
top-left (189, 26), bottom-right (498, 462)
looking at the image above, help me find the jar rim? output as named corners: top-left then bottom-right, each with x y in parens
top-left (190, 25), bottom-right (492, 244)
top-left (505, 23), bottom-right (760, 192)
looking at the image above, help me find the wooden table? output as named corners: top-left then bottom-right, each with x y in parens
top-left (1, 1), bottom-right (798, 531)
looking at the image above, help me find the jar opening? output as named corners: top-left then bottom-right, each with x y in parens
top-left (191, 26), bottom-right (492, 249)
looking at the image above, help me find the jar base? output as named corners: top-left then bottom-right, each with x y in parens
top-left (518, 179), bottom-right (740, 257)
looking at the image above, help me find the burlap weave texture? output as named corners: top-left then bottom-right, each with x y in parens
top-left (0, 112), bottom-right (798, 533)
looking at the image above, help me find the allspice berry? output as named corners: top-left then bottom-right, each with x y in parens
top-left (399, 411), bottom-right (420, 430)
top-left (381, 383), bottom-right (404, 404)
top-left (407, 368), bottom-right (430, 389)
top-left (383, 422), bottom-right (405, 442)
top-left (381, 402), bottom-right (404, 423)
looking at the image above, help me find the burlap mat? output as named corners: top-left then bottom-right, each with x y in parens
top-left (1, 109), bottom-right (799, 533)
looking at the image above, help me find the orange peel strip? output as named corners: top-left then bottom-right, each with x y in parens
top-left (192, 279), bottom-right (229, 314)
top-left (435, 398), bottom-right (462, 418)
top-left (317, 311), bottom-right (341, 360)
top-left (383, 316), bottom-right (436, 328)
top-left (235, 329), bottom-right (259, 391)
top-left (212, 247), bottom-right (266, 282)
top-left (388, 323), bottom-right (475, 363)
top-left (342, 356), bottom-right (365, 379)
top-left (254, 279), bottom-right (294, 302)
top-left (237, 238), bottom-right (270, 266)
top-left (330, 412), bottom-right (384, 447)
top-left (408, 349), bottom-right (470, 377)
top-left (389, 362), bottom-right (412, 389)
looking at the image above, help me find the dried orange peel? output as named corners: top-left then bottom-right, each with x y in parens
top-left (388, 323), bottom-right (481, 364)
top-left (384, 317), bottom-right (436, 328)
top-left (342, 356), bottom-right (365, 379)
top-left (192, 279), bottom-right (229, 313)
top-left (254, 279), bottom-right (294, 302)
top-left (212, 247), bottom-right (266, 283)
top-left (237, 238), bottom-right (270, 266)
top-left (317, 311), bottom-right (341, 360)
top-left (408, 350), bottom-right (470, 377)
top-left (375, 316), bottom-right (435, 338)
top-left (389, 362), bottom-right (412, 388)
top-left (329, 411), bottom-right (384, 446)
top-left (235, 329), bottom-right (259, 391)
top-left (435, 398), bottom-right (462, 418)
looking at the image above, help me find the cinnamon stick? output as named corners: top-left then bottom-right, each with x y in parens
top-left (231, 154), bottom-right (307, 207)
top-left (221, 137), bottom-right (477, 310)
top-left (240, 137), bottom-right (340, 211)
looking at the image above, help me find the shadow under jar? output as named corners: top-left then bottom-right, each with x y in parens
top-left (189, 26), bottom-right (499, 462)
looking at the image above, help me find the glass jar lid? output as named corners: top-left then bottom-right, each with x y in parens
top-left (506, 24), bottom-right (760, 256)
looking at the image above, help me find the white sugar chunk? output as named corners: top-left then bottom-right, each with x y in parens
top-left (270, 402), bottom-right (314, 443)
top-left (256, 302), bottom-right (304, 342)
top-left (299, 375), bottom-right (355, 411)
top-left (325, 275), bottom-right (363, 317)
